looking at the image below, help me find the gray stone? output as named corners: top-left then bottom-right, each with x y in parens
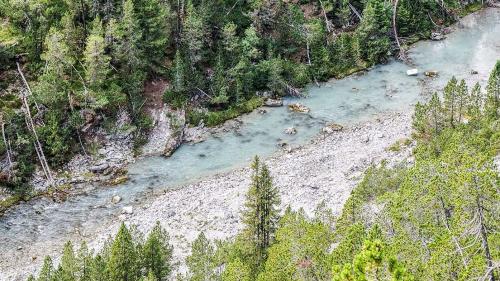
top-left (89, 163), bottom-right (109, 173)
top-left (111, 195), bottom-right (122, 204)
top-left (284, 127), bottom-right (297, 135)
top-left (264, 98), bottom-right (283, 107)
top-left (122, 206), bottom-right (133, 214)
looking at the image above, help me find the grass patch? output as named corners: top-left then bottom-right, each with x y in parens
top-left (459, 2), bottom-right (484, 17)
top-left (187, 97), bottom-right (264, 127)
top-left (387, 138), bottom-right (412, 152)
top-left (0, 194), bottom-right (23, 214)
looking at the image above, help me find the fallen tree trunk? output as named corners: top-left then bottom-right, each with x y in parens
top-left (17, 62), bottom-right (54, 186)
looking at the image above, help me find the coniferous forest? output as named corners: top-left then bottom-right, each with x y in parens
top-left (28, 64), bottom-right (500, 281)
top-left (1, 0), bottom-right (499, 280)
top-left (0, 0), bottom-right (489, 193)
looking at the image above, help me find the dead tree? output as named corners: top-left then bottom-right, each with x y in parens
top-left (17, 62), bottom-right (54, 186)
top-left (392, 0), bottom-right (408, 62)
top-left (318, 0), bottom-right (335, 35)
top-left (0, 113), bottom-right (13, 180)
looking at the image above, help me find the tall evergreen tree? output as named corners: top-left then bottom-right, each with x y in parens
top-left (186, 232), bottom-right (217, 281)
top-left (141, 222), bottom-right (174, 280)
top-left (134, 0), bottom-right (172, 73)
top-left (182, 1), bottom-right (206, 69)
top-left (59, 241), bottom-right (78, 281)
top-left (241, 156), bottom-right (281, 273)
top-left (356, 0), bottom-right (391, 64)
top-left (108, 223), bottom-right (140, 281)
top-left (485, 61), bottom-right (500, 119)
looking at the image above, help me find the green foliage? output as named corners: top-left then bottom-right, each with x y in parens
top-left (30, 222), bottom-right (173, 281)
top-left (355, 0), bottom-right (391, 65)
top-left (185, 232), bottom-right (217, 281)
top-left (258, 209), bottom-right (333, 281)
top-left (332, 239), bottom-right (414, 281)
top-left (142, 221), bottom-right (174, 280)
top-left (240, 156), bottom-right (281, 274)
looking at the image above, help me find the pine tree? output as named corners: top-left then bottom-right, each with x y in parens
top-left (114, 0), bottom-right (145, 116)
top-left (332, 239), bottom-right (414, 281)
top-left (468, 82), bottom-right (483, 120)
top-left (170, 50), bottom-right (188, 96)
top-left (444, 76), bottom-right (458, 127)
top-left (241, 156), bottom-right (281, 273)
top-left (222, 22), bottom-right (240, 65)
top-left (182, 1), bottom-right (206, 68)
top-left (77, 242), bottom-right (93, 281)
top-left (37, 256), bottom-right (55, 281)
top-left (456, 79), bottom-right (468, 124)
top-left (142, 221), bottom-right (174, 280)
top-left (134, 0), bottom-right (172, 73)
top-left (84, 17), bottom-right (114, 109)
top-left (59, 241), bottom-right (78, 281)
top-left (485, 61), bottom-right (500, 119)
top-left (356, 0), bottom-right (391, 64)
top-left (210, 55), bottom-right (230, 106)
top-left (186, 232), bottom-right (217, 281)
top-left (108, 223), bottom-right (140, 281)
top-left (222, 258), bottom-right (251, 281)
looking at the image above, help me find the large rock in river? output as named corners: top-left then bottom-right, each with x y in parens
top-left (288, 103), bottom-right (310, 113)
top-left (264, 98), bottom-right (283, 107)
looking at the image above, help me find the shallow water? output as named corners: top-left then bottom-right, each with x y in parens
top-left (1, 8), bottom-right (499, 257)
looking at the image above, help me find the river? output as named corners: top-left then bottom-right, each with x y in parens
top-left (1, 7), bottom-right (499, 280)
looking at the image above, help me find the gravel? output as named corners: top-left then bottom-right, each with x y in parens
top-left (0, 110), bottom-right (414, 281)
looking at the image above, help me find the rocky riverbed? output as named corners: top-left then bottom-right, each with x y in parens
top-left (0, 110), bottom-right (414, 280)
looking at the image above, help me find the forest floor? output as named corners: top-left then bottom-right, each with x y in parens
top-left (0, 109), bottom-right (414, 280)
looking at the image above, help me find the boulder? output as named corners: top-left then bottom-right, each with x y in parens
top-left (122, 206), bottom-right (133, 214)
top-left (322, 123), bottom-right (343, 134)
top-left (163, 134), bottom-right (183, 157)
top-left (470, 70), bottom-right (479, 75)
top-left (288, 103), bottom-right (310, 113)
top-left (406, 69), bottom-right (418, 76)
top-left (430, 32), bottom-right (445, 41)
top-left (264, 98), bottom-right (283, 107)
top-left (89, 163), bottom-right (109, 173)
top-left (284, 127), bottom-right (297, 135)
top-left (111, 195), bottom-right (122, 204)
top-left (277, 142), bottom-right (288, 148)
top-left (424, 70), bottom-right (439, 77)
top-left (108, 175), bottom-right (128, 186)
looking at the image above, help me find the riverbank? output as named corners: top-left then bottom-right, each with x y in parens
top-left (0, 110), bottom-right (414, 280)
top-left (0, 3), bottom-right (491, 213)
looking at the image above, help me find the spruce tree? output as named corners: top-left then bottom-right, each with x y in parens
top-left (141, 221), bottom-right (174, 280)
top-left (444, 76), bottom-right (458, 127)
top-left (114, 0), bottom-right (145, 116)
top-left (134, 0), bottom-right (172, 73)
top-left (485, 61), bottom-right (500, 119)
top-left (108, 223), bottom-right (140, 281)
top-left (356, 0), bottom-right (391, 64)
top-left (468, 82), bottom-right (483, 120)
top-left (241, 156), bottom-right (281, 273)
top-left (186, 232), bottom-right (217, 281)
top-left (37, 256), bottom-right (55, 281)
top-left (182, 1), bottom-right (206, 68)
top-left (84, 17), bottom-right (114, 109)
top-left (59, 241), bottom-right (78, 281)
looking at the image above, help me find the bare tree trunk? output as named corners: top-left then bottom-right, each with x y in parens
top-left (393, 0), bottom-right (407, 61)
top-left (349, 3), bottom-right (362, 21)
top-left (439, 196), bottom-right (467, 267)
top-left (318, 0), bottom-right (334, 35)
top-left (477, 194), bottom-right (495, 281)
top-left (17, 62), bottom-right (54, 186)
top-left (0, 115), bottom-right (13, 180)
